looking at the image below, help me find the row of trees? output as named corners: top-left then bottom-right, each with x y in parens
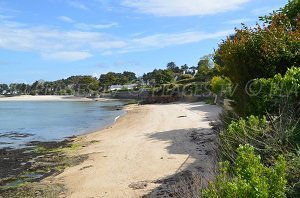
top-left (0, 76), bottom-right (100, 96)
top-left (99, 71), bottom-right (137, 90)
top-left (142, 56), bottom-right (216, 86)
top-left (1, 56), bottom-right (217, 96)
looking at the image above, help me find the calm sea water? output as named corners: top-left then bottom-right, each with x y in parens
top-left (0, 101), bottom-right (125, 148)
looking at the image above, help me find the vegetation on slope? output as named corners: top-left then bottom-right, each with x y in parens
top-left (204, 1), bottom-right (300, 197)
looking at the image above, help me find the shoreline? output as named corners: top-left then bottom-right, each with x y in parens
top-left (1, 102), bottom-right (221, 197)
top-left (0, 96), bottom-right (130, 150)
top-left (0, 95), bottom-right (119, 102)
top-left (0, 104), bottom-right (133, 196)
top-left (0, 105), bottom-right (129, 191)
top-left (46, 102), bottom-right (221, 197)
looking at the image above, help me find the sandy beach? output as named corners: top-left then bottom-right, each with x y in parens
top-left (0, 95), bottom-right (115, 102)
top-left (45, 102), bottom-right (221, 198)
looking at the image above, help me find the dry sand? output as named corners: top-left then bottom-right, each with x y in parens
top-left (47, 102), bottom-right (221, 198)
top-left (0, 95), bottom-right (113, 102)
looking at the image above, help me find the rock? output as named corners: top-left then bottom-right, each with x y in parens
top-left (129, 181), bottom-right (148, 190)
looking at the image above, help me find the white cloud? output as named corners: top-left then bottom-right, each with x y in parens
top-left (122, 30), bottom-right (233, 53)
top-left (0, 14), bottom-right (12, 20)
top-left (67, 1), bottom-right (88, 10)
top-left (56, 16), bottom-right (118, 30)
top-left (74, 22), bottom-right (118, 30)
top-left (122, 0), bottom-right (250, 17)
top-left (93, 0), bottom-right (113, 11)
top-left (57, 16), bottom-right (74, 23)
top-left (42, 51), bottom-right (92, 61)
top-left (0, 19), bottom-right (126, 61)
top-left (0, 18), bottom-right (233, 61)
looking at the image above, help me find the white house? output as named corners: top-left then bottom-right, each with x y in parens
top-left (109, 85), bottom-right (123, 91)
top-left (109, 84), bottom-right (138, 91)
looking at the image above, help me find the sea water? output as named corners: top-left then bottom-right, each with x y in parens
top-left (0, 100), bottom-right (125, 148)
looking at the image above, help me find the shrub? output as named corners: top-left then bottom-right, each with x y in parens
top-left (211, 76), bottom-right (232, 98)
top-left (202, 144), bottom-right (287, 198)
top-left (214, 7), bottom-right (299, 116)
top-left (218, 114), bottom-right (299, 196)
top-left (177, 74), bottom-right (193, 81)
top-left (284, 149), bottom-right (300, 197)
top-left (176, 77), bottom-right (201, 84)
top-left (249, 66), bottom-right (300, 116)
top-left (220, 116), bottom-right (270, 161)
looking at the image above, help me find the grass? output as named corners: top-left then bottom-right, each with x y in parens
top-left (34, 143), bottom-right (81, 154)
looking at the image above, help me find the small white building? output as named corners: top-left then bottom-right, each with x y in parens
top-left (109, 84), bottom-right (138, 91)
top-left (109, 85), bottom-right (123, 91)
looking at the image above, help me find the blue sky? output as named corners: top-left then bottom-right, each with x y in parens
top-left (0, 0), bottom-right (288, 84)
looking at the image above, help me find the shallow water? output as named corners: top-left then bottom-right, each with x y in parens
top-left (0, 100), bottom-right (125, 148)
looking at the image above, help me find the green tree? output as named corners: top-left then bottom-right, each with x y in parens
top-left (99, 71), bottom-right (137, 90)
top-left (99, 72), bottom-right (118, 89)
top-left (211, 76), bottom-right (232, 96)
top-left (167, 62), bottom-right (180, 73)
top-left (155, 69), bottom-right (175, 84)
top-left (0, 84), bottom-right (9, 94)
top-left (260, 0), bottom-right (300, 28)
top-left (214, 3), bottom-right (299, 115)
top-left (195, 55), bottom-right (216, 81)
top-left (143, 68), bottom-right (175, 85)
top-left (180, 64), bottom-right (189, 74)
top-left (122, 71), bottom-right (137, 83)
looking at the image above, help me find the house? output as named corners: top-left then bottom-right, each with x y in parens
top-left (109, 85), bottom-right (123, 91)
top-left (109, 84), bottom-right (138, 91)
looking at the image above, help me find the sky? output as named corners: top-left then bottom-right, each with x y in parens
top-left (0, 0), bottom-right (288, 84)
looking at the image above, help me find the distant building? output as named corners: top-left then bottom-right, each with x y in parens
top-left (193, 70), bottom-right (198, 77)
top-left (109, 85), bottom-right (123, 91)
top-left (109, 84), bottom-right (138, 91)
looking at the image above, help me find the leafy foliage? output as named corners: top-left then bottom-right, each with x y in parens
top-left (220, 116), bottom-right (270, 161)
top-left (249, 67), bottom-right (300, 115)
top-left (215, 5), bottom-right (299, 115)
top-left (210, 76), bottom-right (232, 96)
top-left (142, 69), bottom-right (175, 85)
top-left (203, 144), bottom-right (287, 198)
top-left (177, 74), bottom-right (193, 81)
top-left (260, 0), bottom-right (300, 28)
top-left (99, 71), bottom-right (137, 90)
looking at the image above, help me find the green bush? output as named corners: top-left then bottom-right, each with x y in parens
top-left (211, 76), bottom-right (232, 96)
top-left (219, 113), bottom-right (299, 196)
top-left (220, 116), bottom-right (270, 161)
top-left (148, 82), bottom-right (211, 97)
top-left (286, 150), bottom-right (300, 197)
top-left (177, 77), bottom-right (201, 84)
top-left (177, 74), bottom-right (193, 81)
top-left (202, 144), bottom-right (287, 198)
top-left (249, 67), bottom-right (300, 116)
top-left (214, 3), bottom-right (299, 116)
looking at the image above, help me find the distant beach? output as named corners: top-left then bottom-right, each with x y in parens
top-left (0, 95), bottom-right (116, 102)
